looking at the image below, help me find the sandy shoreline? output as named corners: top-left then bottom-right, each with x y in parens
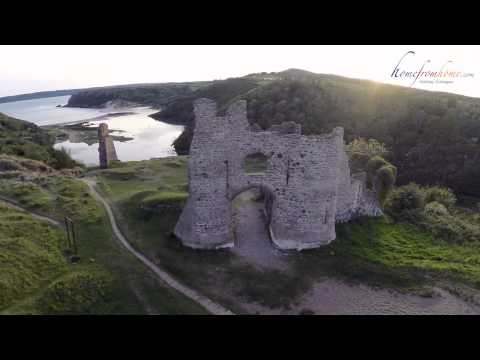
top-left (242, 279), bottom-right (480, 315)
top-left (41, 110), bottom-right (138, 129)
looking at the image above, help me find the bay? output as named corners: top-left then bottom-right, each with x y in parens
top-left (0, 95), bottom-right (184, 166)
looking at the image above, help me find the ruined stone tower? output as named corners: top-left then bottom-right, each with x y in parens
top-left (174, 99), bottom-right (382, 251)
top-left (98, 123), bottom-right (118, 169)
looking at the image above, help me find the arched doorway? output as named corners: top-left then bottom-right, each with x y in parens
top-left (229, 185), bottom-right (286, 270)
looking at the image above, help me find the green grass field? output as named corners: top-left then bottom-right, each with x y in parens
top-left (0, 165), bottom-right (207, 314)
top-left (0, 203), bottom-right (67, 312)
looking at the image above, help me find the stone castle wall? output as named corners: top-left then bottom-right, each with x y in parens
top-left (174, 98), bottom-right (382, 250)
top-left (98, 123), bottom-right (118, 169)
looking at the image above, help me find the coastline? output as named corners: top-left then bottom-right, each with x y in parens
top-left (41, 111), bottom-right (138, 129)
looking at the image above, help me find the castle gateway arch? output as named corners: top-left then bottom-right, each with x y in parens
top-left (174, 98), bottom-right (381, 250)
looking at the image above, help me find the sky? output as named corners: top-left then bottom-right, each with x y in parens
top-left (0, 45), bottom-right (479, 98)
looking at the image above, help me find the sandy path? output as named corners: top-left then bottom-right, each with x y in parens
top-left (81, 177), bottom-right (234, 315)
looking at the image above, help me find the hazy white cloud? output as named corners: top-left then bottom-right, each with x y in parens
top-left (0, 45), bottom-right (479, 98)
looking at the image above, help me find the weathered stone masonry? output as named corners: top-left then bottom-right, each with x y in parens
top-left (174, 98), bottom-right (382, 250)
top-left (98, 123), bottom-right (118, 169)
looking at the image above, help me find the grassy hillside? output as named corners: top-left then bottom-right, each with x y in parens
top-left (152, 69), bottom-right (480, 196)
top-left (0, 157), bottom-right (208, 314)
top-left (0, 203), bottom-right (68, 311)
top-left (0, 200), bottom-right (119, 315)
top-left (0, 112), bottom-right (78, 169)
top-left (0, 89), bottom-right (81, 104)
top-left (66, 81), bottom-right (211, 108)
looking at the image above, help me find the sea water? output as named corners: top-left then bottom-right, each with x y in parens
top-left (0, 95), bottom-right (184, 166)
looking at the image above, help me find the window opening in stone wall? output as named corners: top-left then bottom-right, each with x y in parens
top-left (244, 153), bottom-right (269, 175)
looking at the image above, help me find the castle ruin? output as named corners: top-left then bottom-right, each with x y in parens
top-left (174, 99), bottom-right (382, 250)
top-left (98, 123), bottom-right (118, 169)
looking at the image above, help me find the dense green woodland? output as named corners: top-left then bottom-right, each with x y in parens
top-left (150, 69), bottom-right (480, 197)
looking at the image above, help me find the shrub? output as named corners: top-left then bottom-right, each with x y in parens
top-left (424, 201), bottom-right (449, 216)
top-left (376, 164), bottom-right (397, 204)
top-left (141, 192), bottom-right (188, 209)
top-left (420, 212), bottom-right (480, 243)
top-left (49, 147), bottom-right (78, 169)
top-left (108, 160), bottom-right (123, 168)
top-left (346, 138), bottom-right (390, 172)
top-left (349, 138), bottom-right (390, 157)
top-left (385, 183), bottom-right (425, 219)
top-left (366, 155), bottom-right (389, 174)
top-left (0, 158), bottom-right (24, 171)
top-left (364, 156), bottom-right (397, 205)
top-left (102, 168), bottom-right (136, 181)
top-left (0, 181), bottom-right (53, 210)
top-left (18, 158), bottom-right (51, 173)
top-left (138, 191), bottom-right (188, 220)
top-left (424, 186), bottom-right (457, 209)
top-left (385, 185), bottom-right (480, 243)
top-left (35, 270), bottom-right (114, 314)
top-left (18, 143), bottom-right (51, 163)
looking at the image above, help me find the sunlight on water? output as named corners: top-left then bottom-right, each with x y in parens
top-left (0, 96), bottom-right (184, 166)
top-left (54, 108), bottom-right (184, 166)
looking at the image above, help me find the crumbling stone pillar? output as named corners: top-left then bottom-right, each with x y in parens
top-left (98, 123), bottom-right (118, 169)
